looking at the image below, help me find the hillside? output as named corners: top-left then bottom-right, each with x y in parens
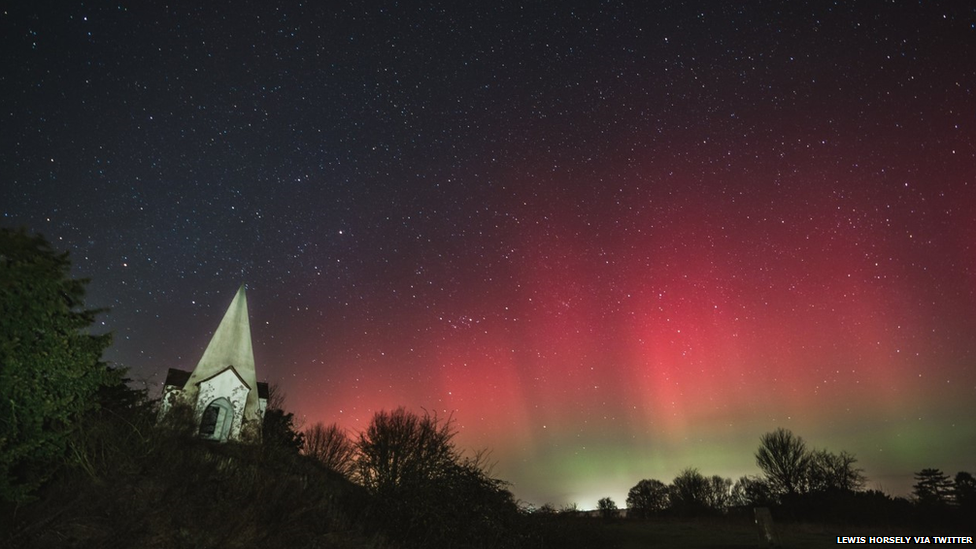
top-left (2, 414), bottom-right (382, 549)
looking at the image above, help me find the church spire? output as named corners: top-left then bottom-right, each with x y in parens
top-left (184, 284), bottom-right (261, 421)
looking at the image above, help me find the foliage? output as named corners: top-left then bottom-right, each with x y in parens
top-left (66, 366), bottom-right (155, 480)
top-left (303, 422), bottom-right (356, 478)
top-left (755, 428), bottom-right (811, 497)
top-left (262, 384), bottom-right (304, 452)
top-left (0, 228), bottom-right (120, 502)
top-left (912, 468), bottom-right (954, 507)
top-left (155, 398), bottom-right (199, 438)
top-left (262, 408), bottom-right (305, 452)
top-left (626, 478), bottom-right (669, 518)
top-left (2, 391), bottom-right (380, 549)
top-left (93, 366), bottom-right (148, 414)
top-left (597, 496), bottom-right (618, 520)
top-left (954, 471), bottom-right (976, 512)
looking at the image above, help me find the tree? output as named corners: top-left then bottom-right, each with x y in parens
top-left (355, 408), bottom-right (520, 548)
top-left (954, 472), bottom-right (976, 515)
top-left (429, 453), bottom-right (519, 543)
top-left (807, 449), bottom-right (866, 493)
top-left (534, 502), bottom-right (557, 515)
top-left (262, 383), bottom-right (304, 452)
top-left (730, 475), bottom-right (776, 507)
top-left (559, 502), bottom-right (581, 516)
top-left (669, 468), bottom-right (713, 513)
top-left (706, 475), bottom-right (733, 511)
top-left (355, 407), bottom-right (456, 493)
top-left (67, 365), bottom-right (154, 480)
top-left (755, 428), bottom-right (810, 496)
top-left (913, 468), bottom-right (953, 507)
top-left (597, 497), bottom-right (618, 520)
top-left (626, 478), bottom-right (669, 518)
top-left (263, 408), bottom-right (304, 452)
top-left (302, 422), bottom-right (356, 478)
top-left (0, 228), bottom-right (120, 502)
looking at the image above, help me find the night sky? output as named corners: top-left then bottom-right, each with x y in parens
top-left (3, 2), bottom-right (975, 508)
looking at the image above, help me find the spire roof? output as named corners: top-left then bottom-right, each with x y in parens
top-left (184, 284), bottom-right (261, 419)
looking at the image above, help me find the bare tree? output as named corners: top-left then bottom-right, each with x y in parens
top-left (355, 407), bottom-right (456, 493)
top-left (730, 475), bottom-right (776, 507)
top-left (807, 449), bottom-right (866, 492)
top-left (353, 408), bottom-right (520, 548)
top-left (303, 422), bottom-right (356, 478)
top-left (265, 382), bottom-right (288, 414)
top-left (706, 475), bottom-right (733, 511)
top-left (755, 428), bottom-right (810, 496)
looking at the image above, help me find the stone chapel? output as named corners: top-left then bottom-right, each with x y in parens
top-left (158, 285), bottom-right (268, 442)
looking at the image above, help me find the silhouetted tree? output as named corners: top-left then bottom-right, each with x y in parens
top-left (807, 449), bottom-right (866, 493)
top-left (626, 478), bottom-right (669, 518)
top-left (265, 381), bottom-right (288, 413)
top-left (597, 497), bottom-right (618, 520)
top-left (955, 472), bottom-right (976, 507)
top-left (559, 502), bottom-right (581, 516)
top-left (355, 407), bottom-right (456, 493)
top-left (262, 384), bottom-right (304, 452)
top-left (756, 428), bottom-right (810, 497)
top-left (356, 408), bottom-right (520, 548)
top-left (955, 471), bottom-right (976, 521)
top-left (263, 409), bottom-right (304, 452)
top-left (534, 503), bottom-right (557, 515)
top-left (67, 365), bottom-right (155, 480)
top-left (302, 422), bottom-right (355, 478)
top-left (670, 468), bottom-right (712, 513)
top-left (412, 452), bottom-right (519, 547)
top-left (0, 228), bottom-right (121, 502)
top-left (93, 366), bottom-right (148, 414)
top-left (706, 475), bottom-right (733, 511)
top-left (913, 468), bottom-right (953, 507)
top-left (730, 475), bottom-right (776, 507)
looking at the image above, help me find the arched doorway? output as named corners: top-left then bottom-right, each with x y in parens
top-left (199, 398), bottom-right (234, 442)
